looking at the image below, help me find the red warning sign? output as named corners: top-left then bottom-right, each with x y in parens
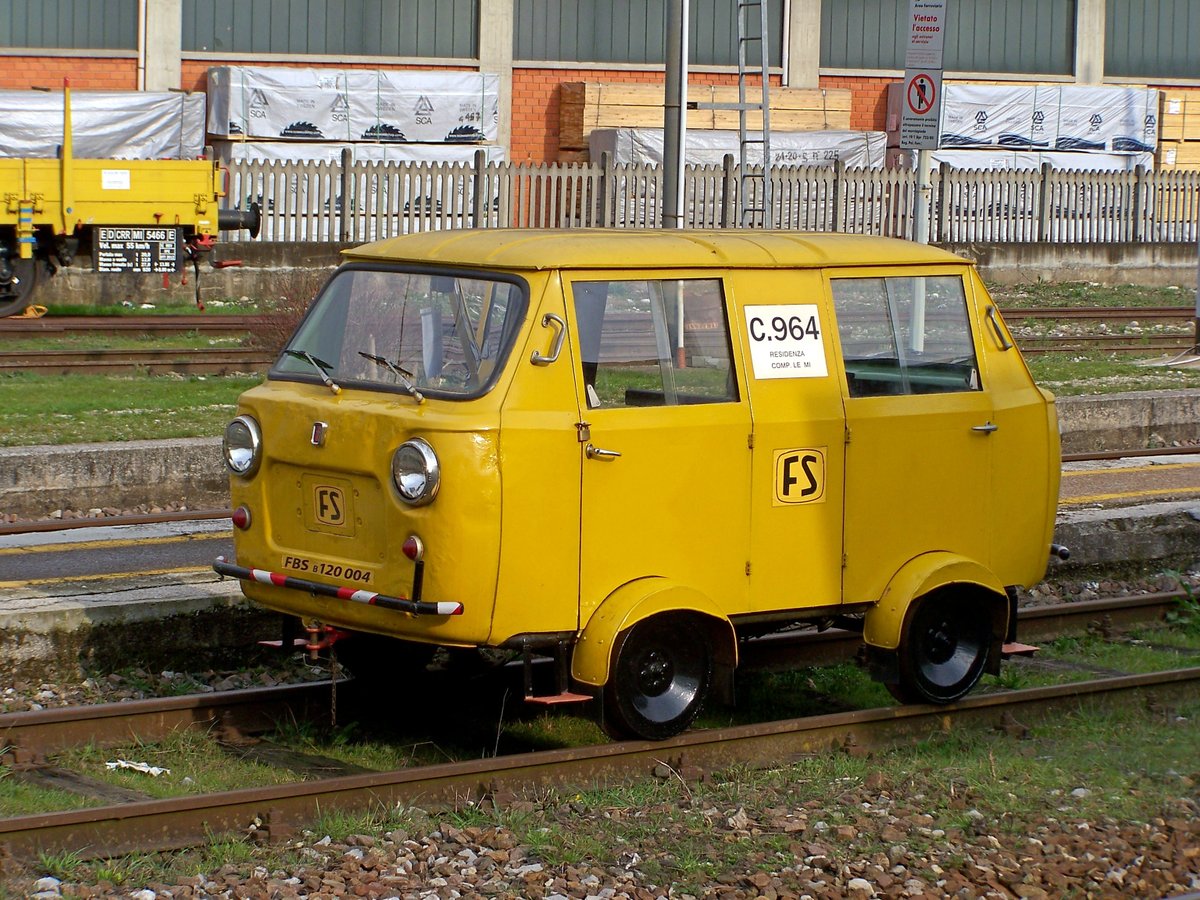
top-left (907, 73), bottom-right (937, 115)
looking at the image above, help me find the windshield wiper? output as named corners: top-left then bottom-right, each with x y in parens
top-left (284, 349), bottom-right (341, 395)
top-left (357, 351), bottom-right (425, 404)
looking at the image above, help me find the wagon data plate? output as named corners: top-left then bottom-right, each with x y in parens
top-left (301, 474), bottom-right (356, 537)
top-left (94, 226), bottom-right (182, 273)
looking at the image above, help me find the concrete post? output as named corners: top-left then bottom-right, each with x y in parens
top-left (479, 0), bottom-right (515, 156)
top-left (142, 0), bottom-right (183, 91)
top-left (1074, 0), bottom-right (1105, 84)
top-left (785, 0), bottom-right (821, 88)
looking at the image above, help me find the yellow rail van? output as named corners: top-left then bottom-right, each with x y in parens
top-left (215, 229), bottom-right (1061, 740)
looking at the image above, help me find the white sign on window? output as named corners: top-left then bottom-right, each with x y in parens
top-left (744, 305), bottom-right (828, 379)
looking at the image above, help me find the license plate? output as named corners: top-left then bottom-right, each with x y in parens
top-left (281, 554), bottom-right (374, 585)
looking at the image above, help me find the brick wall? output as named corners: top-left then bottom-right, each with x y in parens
top-left (511, 67), bottom-right (783, 163)
top-left (818, 74), bottom-right (898, 132)
top-left (0, 57), bottom-right (137, 90)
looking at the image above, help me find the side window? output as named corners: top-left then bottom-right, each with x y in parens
top-left (572, 278), bottom-right (738, 408)
top-left (830, 275), bottom-right (981, 397)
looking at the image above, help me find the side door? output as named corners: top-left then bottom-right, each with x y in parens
top-left (737, 269), bottom-right (847, 614)
top-left (565, 273), bottom-right (752, 623)
top-left (829, 268), bottom-right (996, 604)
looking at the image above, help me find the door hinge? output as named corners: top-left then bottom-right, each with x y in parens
top-left (844, 423), bottom-right (852, 445)
top-left (576, 421), bottom-right (591, 442)
top-left (841, 553), bottom-right (848, 568)
top-left (747, 432), bottom-right (755, 450)
top-left (745, 561), bottom-right (752, 576)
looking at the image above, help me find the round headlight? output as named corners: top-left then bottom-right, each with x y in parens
top-left (223, 415), bottom-right (262, 477)
top-left (391, 438), bottom-right (440, 506)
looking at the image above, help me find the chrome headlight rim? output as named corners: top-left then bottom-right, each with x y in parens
top-left (223, 414), bottom-right (262, 477)
top-left (391, 437), bottom-right (440, 506)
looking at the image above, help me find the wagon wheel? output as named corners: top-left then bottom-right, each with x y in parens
top-left (333, 631), bottom-right (436, 683)
top-left (889, 590), bottom-right (991, 705)
top-left (0, 257), bottom-right (38, 318)
top-left (603, 615), bottom-right (712, 741)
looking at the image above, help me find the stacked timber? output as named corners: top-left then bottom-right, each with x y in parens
top-left (1157, 90), bottom-right (1200, 170)
top-left (558, 82), bottom-right (853, 154)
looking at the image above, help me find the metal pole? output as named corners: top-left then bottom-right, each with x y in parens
top-left (662, 0), bottom-right (688, 228)
top-left (914, 147), bottom-right (932, 244)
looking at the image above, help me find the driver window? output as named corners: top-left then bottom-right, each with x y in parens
top-left (831, 275), bottom-right (981, 397)
top-left (572, 278), bottom-right (737, 408)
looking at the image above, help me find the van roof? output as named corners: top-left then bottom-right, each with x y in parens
top-left (342, 229), bottom-right (966, 271)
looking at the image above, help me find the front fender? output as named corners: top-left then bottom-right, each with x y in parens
top-left (571, 577), bottom-right (737, 687)
top-left (863, 552), bottom-right (1007, 650)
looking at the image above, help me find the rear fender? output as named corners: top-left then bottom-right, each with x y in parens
top-left (864, 552), bottom-right (1008, 651)
top-left (571, 577), bottom-right (737, 687)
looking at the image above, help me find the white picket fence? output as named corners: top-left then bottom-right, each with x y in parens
top-left (222, 152), bottom-right (1200, 244)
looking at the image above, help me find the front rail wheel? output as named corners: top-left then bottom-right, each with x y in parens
top-left (0, 257), bottom-right (37, 318)
top-left (603, 615), bottom-right (712, 741)
top-left (889, 589), bottom-right (991, 704)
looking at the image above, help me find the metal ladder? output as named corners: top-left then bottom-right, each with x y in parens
top-left (736, 0), bottom-right (773, 227)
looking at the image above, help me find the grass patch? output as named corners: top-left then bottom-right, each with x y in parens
top-left (989, 281), bottom-right (1195, 309)
top-left (1024, 350), bottom-right (1200, 396)
top-left (0, 372), bottom-right (260, 446)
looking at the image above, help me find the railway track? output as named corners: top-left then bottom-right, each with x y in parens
top-left (0, 347), bottom-right (274, 375)
top-left (0, 314), bottom-right (271, 337)
top-left (0, 592), bottom-right (1190, 860)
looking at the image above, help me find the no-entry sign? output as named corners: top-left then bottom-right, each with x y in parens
top-left (899, 0), bottom-right (946, 150)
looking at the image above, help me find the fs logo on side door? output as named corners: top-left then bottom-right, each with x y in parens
top-left (773, 448), bottom-right (826, 505)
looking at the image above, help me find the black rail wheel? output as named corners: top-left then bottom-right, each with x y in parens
top-left (0, 257), bottom-right (37, 318)
top-left (603, 615), bottom-right (712, 741)
top-left (890, 589), bottom-right (991, 704)
top-left (334, 632), bottom-right (436, 682)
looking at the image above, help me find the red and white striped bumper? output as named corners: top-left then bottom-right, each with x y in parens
top-left (213, 557), bottom-right (463, 617)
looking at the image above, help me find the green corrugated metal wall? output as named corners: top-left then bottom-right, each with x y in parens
top-left (1106, 0), bottom-right (1200, 78)
top-left (0, 0), bottom-right (137, 50)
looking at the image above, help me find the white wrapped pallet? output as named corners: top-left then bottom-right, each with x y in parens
top-left (1054, 86), bottom-right (1158, 153)
top-left (588, 128), bottom-right (887, 168)
top-left (0, 90), bottom-right (205, 159)
top-left (927, 148), bottom-right (1154, 171)
top-left (938, 84), bottom-right (1058, 149)
top-left (212, 141), bottom-right (505, 165)
top-left (207, 66), bottom-right (499, 143)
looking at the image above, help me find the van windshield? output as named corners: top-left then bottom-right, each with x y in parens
top-left (272, 266), bottom-right (527, 399)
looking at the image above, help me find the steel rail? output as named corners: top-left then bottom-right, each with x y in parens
top-left (0, 315), bottom-right (270, 336)
top-left (1, 667), bottom-right (1196, 861)
top-left (0, 347), bottom-right (273, 375)
top-left (1002, 306), bottom-right (1192, 322)
top-left (0, 593), bottom-right (1183, 760)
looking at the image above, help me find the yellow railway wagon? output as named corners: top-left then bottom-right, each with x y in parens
top-left (0, 87), bottom-right (257, 316)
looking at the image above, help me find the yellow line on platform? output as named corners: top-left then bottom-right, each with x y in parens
top-left (0, 565), bottom-right (212, 589)
top-left (1062, 462), bottom-right (1200, 478)
top-left (1062, 486), bottom-right (1200, 504)
top-left (0, 532), bottom-right (232, 556)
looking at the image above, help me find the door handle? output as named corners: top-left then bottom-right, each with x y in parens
top-left (585, 443), bottom-right (622, 460)
top-left (971, 422), bottom-right (999, 434)
top-left (530, 313), bottom-right (566, 366)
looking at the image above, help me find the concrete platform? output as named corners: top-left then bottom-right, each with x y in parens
top-left (1, 390), bottom-right (1198, 520)
top-left (1, 491), bottom-right (1197, 682)
top-left (0, 391), bottom-right (1197, 681)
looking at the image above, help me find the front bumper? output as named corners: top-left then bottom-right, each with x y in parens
top-left (213, 556), bottom-right (464, 617)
